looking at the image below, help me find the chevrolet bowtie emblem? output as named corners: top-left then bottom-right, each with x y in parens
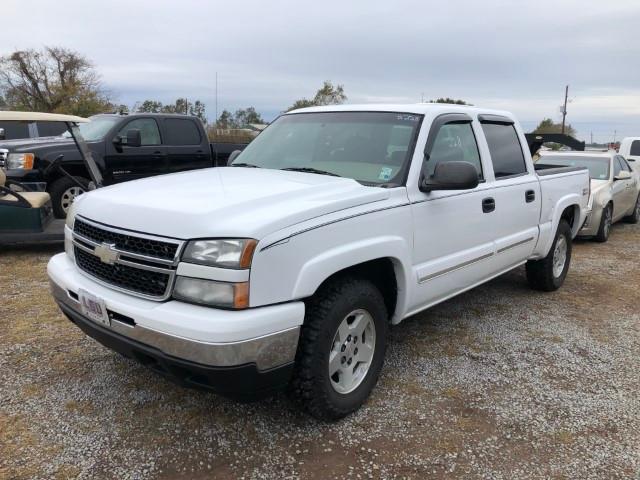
top-left (94, 243), bottom-right (119, 265)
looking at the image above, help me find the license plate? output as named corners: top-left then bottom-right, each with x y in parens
top-left (78, 289), bottom-right (110, 327)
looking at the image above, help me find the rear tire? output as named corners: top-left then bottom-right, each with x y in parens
top-left (49, 176), bottom-right (89, 218)
top-left (288, 276), bottom-right (388, 421)
top-left (594, 203), bottom-right (612, 242)
top-left (624, 194), bottom-right (640, 224)
top-left (526, 220), bottom-right (572, 292)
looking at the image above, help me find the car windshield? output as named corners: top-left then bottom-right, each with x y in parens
top-left (231, 111), bottom-right (423, 185)
top-left (538, 155), bottom-right (610, 180)
top-left (61, 116), bottom-right (120, 141)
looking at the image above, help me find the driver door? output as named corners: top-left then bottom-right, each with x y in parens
top-left (409, 114), bottom-right (497, 311)
top-left (103, 117), bottom-right (167, 184)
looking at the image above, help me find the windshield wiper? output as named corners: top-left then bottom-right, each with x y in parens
top-left (281, 167), bottom-right (341, 177)
top-left (231, 163), bottom-right (261, 168)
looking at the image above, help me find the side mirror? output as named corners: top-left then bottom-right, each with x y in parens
top-left (228, 150), bottom-right (242, 163)
top-left (420, 161), bottom-right (479, 192)
top-left (114, 129), bottom-right (142, 147)
top-left (614, 170), bottom-right (632, 181)
top-left (0, 128), bottom-right (5, 140)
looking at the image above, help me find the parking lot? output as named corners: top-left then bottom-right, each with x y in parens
top-left (1, 223), bottom-right (638, 479)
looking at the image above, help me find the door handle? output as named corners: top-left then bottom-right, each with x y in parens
top-left (482, 197), bottom-right (495, 213)
top-left (525, 190), bottom-right (536, 202)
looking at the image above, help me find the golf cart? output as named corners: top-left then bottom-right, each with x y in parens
top-left (0, 112), bottom-right (103, 245)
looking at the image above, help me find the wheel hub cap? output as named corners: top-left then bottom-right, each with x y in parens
top-left (329, 309), bottom-right (376, 394)
top-left (61, 186), bottom-right (85, 213)
top-left (552, 235), bottom-right (567, 278)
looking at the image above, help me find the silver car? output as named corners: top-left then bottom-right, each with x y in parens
top-left (537, 151), bottom-right (640, 242)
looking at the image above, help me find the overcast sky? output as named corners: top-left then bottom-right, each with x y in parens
top-left (4, 0), bottom-right (639, 141)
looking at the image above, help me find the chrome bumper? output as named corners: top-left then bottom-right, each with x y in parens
top-left (50, 280), bottom-right (300, 371)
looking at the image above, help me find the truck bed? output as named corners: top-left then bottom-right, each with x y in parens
top-left (534, 163), bottom-right (589, 176)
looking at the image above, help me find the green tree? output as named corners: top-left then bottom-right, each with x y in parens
top-left (233, 107), bottom-right (264, 127)
top-left (189, 100), bottom-right (206, 123)
top-left (137, 98), bottom-right (206, 121)
top-left (136, 100), bottom-right (163, 113)
top-left (430, 97), bottom-right (470, 105)
top-left (215, 109), bottom-right (234, 128)
top-left (534, 117), bottom-right (576, 137)
top-left (287, 81), bottom-right (347, 111)
top-left (0, 46), bottom-right (112, 115)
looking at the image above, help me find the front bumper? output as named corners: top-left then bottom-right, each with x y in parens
top-left (48, 253), bottom-right (304, 396)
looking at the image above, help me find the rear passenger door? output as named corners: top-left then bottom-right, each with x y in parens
top-left (478, 115), bottom-right (541, 271)
top-left (162, 118), bottom-right (210, 174)
top-left (103, 117), bottom-right (167, 183)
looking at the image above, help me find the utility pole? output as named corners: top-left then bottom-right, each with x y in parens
top-left (215, 72), bottom-right (218, 127)
top-left (561, 85), bottom-right (569, 134)
top-left (590, 131), bottom-right (593, 144)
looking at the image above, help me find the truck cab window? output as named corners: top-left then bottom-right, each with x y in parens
top-left (614, 157), bottom-right (624, 176)
top-left (617, 156), bottom-right (631, 172)
top-left (481, 123), bottom-right (527, 178)
top-left (425, 122), bottom-right (482, 179)
top-left (631, 140), bottom-right (640, 156)
top-left (117, 119), bottom-right (161, 145)
top-left (163, 119), bottom-right (201, 145)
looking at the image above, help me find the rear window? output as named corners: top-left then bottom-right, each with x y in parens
top-left (163, 118), bottom-right (202, 145)
top-left (481, 123), bottom-right (527, 178)
top-left (630, 140), bottom-right (640, 156)
top-left (537, 155), bottom-right (610, 180)
top-left (35, 121), bottom-right (67, 137)
top-left (0, 121), bottom-right (30, 139)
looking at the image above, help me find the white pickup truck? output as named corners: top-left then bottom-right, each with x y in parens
top-left (48, 104), bottom-right (590, 420)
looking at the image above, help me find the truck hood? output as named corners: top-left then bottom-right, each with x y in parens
top-left (0, 136), bottom-right (73, 153)
top-left (75, 167), bottom-right (390, 239)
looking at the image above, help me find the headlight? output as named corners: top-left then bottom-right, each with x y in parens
top-left (173, 277), bottom-right (249, 309)
top-left (182, 239), bottom-right (257, 269)
top-left (6, 153), bottom-right (35, 170)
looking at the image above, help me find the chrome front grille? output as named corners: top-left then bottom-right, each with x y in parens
top-left (72, 217), bottom-right (184, 301)
top-left (0, 149), bottom-right (7, 168)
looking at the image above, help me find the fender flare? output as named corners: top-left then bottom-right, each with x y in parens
top-left (537, 193), bottom-right (583, 257)
top-left (291, 235), bottom-right (412, 322)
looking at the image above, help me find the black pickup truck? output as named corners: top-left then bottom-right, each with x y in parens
top-left (0, 113), bottom-right (248, 217)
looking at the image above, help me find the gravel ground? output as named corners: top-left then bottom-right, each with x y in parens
top-left (1, 222), bottom-right (639, 479)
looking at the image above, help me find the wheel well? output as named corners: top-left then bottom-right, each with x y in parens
top-left (314, 258), bottom-right (398, 320)
top-left (560, 205), bottom-right (578, 230)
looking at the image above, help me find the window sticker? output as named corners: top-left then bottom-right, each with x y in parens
top-left (378, 166), bottom-right (393, 181)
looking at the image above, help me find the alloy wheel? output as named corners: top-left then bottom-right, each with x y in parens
top-left (61, 186), bottom-right (85, 214)
top-left (328, 309), bottom-right (376, 394)
top-left (552, 234), bottom-right (568, 278)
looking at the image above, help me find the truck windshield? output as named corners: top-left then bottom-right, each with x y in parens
top-left (232, 111), bottom-right (423, 185)
top-left (538, 155), bottom-right (610, 180)
top-left (61, 116), bottom-right (120, 142)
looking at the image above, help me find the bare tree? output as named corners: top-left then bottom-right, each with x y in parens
top-left (0, 46), bottom-right (112, 115)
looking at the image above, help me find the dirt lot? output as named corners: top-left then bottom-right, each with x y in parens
top-left (1, 223), bottom-right (639, 480)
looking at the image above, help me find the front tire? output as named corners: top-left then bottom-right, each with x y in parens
top-left (526, 219), bottom-right (572, 292)
top-left (289, 276), bottom-right (388, 421)
top-left (594, 203), bottom-right (612, 242)
top-left (49, 176), bottom-right (89, 218)
top-left (624, 194), bottom-right (640, 224)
